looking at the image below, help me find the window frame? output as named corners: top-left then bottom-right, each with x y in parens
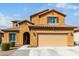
top-left (9, 33), bottom-right (16, 42)
top-left (47, 17), bottom-right (59, 24)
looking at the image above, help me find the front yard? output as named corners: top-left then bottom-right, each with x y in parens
top-left (0, 49), bottom-right (16, 56)
top-left (0, 46), bottom-right (18, 56)
top-left (0, 43), bottom-right (19, 56)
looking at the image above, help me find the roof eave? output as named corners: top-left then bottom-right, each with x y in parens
top-left (18, 20), bottom-right (34, 25)
top-left (29, 26), bottom-right (76, 28)
top-left (2, 29), bottom-right (19, 32)
top-left (30, 9), bottom-right (49, 17)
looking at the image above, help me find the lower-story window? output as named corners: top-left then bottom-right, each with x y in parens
top-left (9, 33), bottom-right (16, 42)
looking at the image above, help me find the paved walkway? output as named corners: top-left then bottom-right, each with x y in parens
top-left (11, 45), bottom-right (79, 56)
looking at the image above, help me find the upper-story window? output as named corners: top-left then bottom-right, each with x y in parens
top-left (48, 17), bottom-right (58, 23)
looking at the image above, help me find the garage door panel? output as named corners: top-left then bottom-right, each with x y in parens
top-left (38, 33), bottom-right (68, 46)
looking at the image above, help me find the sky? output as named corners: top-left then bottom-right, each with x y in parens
top-left (0, 3), bottom-right (79, 27)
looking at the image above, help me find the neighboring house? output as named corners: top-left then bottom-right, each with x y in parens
top-left (74, 27), bottom-right (79, 44)
top-left (2, 9), bottom-right (76, 47)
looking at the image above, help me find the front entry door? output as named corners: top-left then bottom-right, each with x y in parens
top-left (23, 32), bottom-right (30, 45)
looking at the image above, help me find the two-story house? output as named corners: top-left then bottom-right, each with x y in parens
top-left (2, 9), bottom-right (76, 47)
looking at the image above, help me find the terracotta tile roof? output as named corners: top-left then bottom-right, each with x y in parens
top-left (39, 9), bottom-right (66, 17)
top-left (12, 20), bottom-right (34, 25)
top-left (29, 24), bottom-right (76, 28)
top-left (30, 9), bottom-right (66, 18)
top-left (30, 9), bottom-right (49, 17)
top-left (19, 20), bottom-right (34, 25)
top-left (2, 28), bottom-right (19, 32)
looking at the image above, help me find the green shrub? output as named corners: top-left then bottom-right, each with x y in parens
top-left (10, 42), bottom-right (15, 47)
top-left (1, 43), bottom-right (10, 51)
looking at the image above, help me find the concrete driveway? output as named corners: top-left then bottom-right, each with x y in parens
top-left (11, 45), bottom-right (79, 56)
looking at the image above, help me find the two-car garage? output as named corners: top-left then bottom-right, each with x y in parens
top-left (38, 33), bottom-right (68, 47)
top-left (29, 25), bottom-right (74, 47)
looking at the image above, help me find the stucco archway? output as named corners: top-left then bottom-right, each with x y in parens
top-left (23, 32), bottom-right (30, 45)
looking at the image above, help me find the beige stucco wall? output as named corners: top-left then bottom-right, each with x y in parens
top-left (15, 32), bottom-right (20, 46)
top-left (2, 32), bottom-right (9, 43)
top-left (39, 11), bottom-right (65, 25)
top-left (30, 31), bottom-right (38, 47)
top-left (31, 16), bottom-right (40, 24)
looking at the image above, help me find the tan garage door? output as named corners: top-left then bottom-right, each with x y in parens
top-left (38, 33), bottom-right (68, 46)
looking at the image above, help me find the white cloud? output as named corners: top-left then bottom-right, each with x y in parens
top-left (55, 3), bottom-right (79, 10)
top-left (0, 12), bottom-right (13, 27)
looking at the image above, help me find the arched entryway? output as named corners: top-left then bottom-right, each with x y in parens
top-left (23, 32), bottom-right (30, 45)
